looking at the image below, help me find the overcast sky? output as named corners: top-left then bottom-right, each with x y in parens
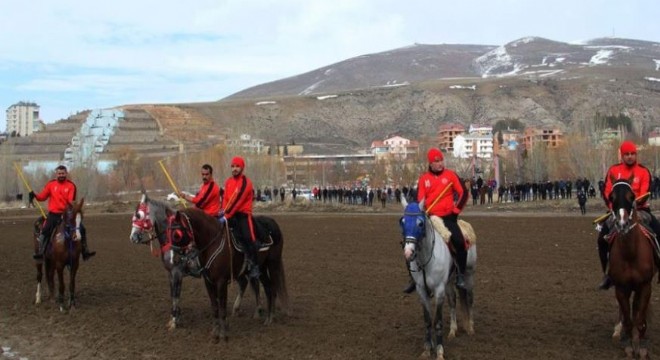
top-left (1, 0), bottom-right (658, 131)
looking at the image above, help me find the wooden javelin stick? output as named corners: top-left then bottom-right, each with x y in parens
top-left (158, 160), bottom-right (187, 208)
top-left (592, 192), bottom-right (651, 224)
top-left (425, 183), bottom-right (453, 215)
top-left (13, 162), bottom-right (46, 218)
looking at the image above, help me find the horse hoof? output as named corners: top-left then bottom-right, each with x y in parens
top-left (624, 346), bottom-right (634, 359)
top-left (639, 348), bottom-right (649, 359)
top-left (166, 319), bottom-right (177, 331)
top-left (447, 330), bottom-right (456, 340)
top-left (420, 349), bottom-right (431, 359)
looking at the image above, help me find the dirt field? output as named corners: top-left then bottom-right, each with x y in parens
top-left (1, 208), bottom-right (658, 360)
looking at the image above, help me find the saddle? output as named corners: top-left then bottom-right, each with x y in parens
top-left (428, 216), bottom-right (476, 248)
top-left (228, 222), bottom-right (274, 253)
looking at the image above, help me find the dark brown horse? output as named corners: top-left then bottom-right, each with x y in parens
top-left (165, 207), bottom-right (289, 342)
top-left (33, 199), bottom-right (84, 312)
top-left (607, 178), bottom-right (656, 359)
top-left (130, 193), bottom-right (288, 331)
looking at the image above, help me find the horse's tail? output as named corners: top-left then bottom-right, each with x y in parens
top-left (273, 258), bottom-right (291, 316)
top-left (257, 215), bottom-right (290, 315)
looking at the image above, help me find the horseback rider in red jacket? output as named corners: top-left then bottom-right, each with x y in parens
top-left (597, 141), bottom-right (660, 290)
top-left (30, 165), bottom-right (96, 261)
top-left (178, 164), bottom-right (221, 217)
top-left (218, 156), bottom-right (260, 279)
top-left (404, 148), bottom-right (468, 293)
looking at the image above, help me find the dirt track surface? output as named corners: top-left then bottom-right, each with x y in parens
top-left (1, 210), bottom-right (657, 360)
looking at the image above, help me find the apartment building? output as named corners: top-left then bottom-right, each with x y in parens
top-left (5, 101), bottom-right (42, 136)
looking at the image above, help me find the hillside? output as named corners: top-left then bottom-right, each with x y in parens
top-left (4, 36), bottom-right (660, 158)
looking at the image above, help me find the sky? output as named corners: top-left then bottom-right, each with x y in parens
top-left (1, 0), bottom-right (659, 131)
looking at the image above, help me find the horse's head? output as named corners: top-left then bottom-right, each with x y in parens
top-left (63, 198), bottom-right (84, 241)
top-left (609, 176), bottom-right (637, 233)
top-left (400, 196), bottom-right (427, 262)
top-left (130, 193), bottom-right (155, 244)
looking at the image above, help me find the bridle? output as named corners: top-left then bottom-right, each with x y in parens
top-left (131, 201), bottom-right (158, 245)
top-left (610, 181), bottom-right (637, 235)
top-left (400, 208), bottom-right (435, 268)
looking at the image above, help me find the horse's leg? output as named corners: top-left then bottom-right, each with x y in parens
top-left (68, 261), bottom-right (79, 309)
top-left (231, 275), bottom-right (248, 316)
top-left (250, 276), bottom-right (263, 320)
top-left (167, 269), bottom-right (184, 330)
top-left (633, 283), bottom-right (652, 359)
top-left (206, 278), bottom-right (228, 343)
top-left (35, 262), bottom-right (43, 305)
top-left (434, 288), bottom-right (446, 360)
top-left (260, 271), bottom-right (275, 325)
top-left (463, 286), bottom-right (475, 336)
top-left (445, 276), bottom-right (458, 340)
top-left (46, 260), bottom-right (55, 301)
top-left (463, 269), bottom-right (476, 336)
top-left (56, 264), bottom-right (65, 312)
top-left (615, 287), bottom-right (634, 357)
top-left (419, 295), bottom-right (434, 359)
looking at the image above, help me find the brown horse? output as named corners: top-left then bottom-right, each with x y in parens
top-left (165, 207), bottom-right (289, 342)
top-left (607, 179), bottom-right (656, 359)
top-left (33, 199), bottom-right (84, 312)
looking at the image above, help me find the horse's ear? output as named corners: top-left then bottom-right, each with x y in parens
top-left (419, 199), bottom-right (426, 211)
top-left (401, 195), bottom-right (408, 208)
top-left (628, 174), bottom-right (635, 184)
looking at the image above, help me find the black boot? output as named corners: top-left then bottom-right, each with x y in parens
top-left (33, 234), bottom-right (46, 260)
top-left (403, 279), bottom-right (416, 294)
top-left (246, 241), bottom-right (260, 279)
top-left (81, 237), bottom-right (96, 261)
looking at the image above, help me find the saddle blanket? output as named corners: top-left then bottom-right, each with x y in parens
top-left (429, 216), bottom-right (477, 245)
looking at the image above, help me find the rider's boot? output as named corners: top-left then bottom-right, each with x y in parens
top-left (246, 241), bottom-right (260, 279)
top-left (33, 234), bottom-right (46, 260)
top-left (598, 235), bottom-right (612, 290)
top-left (81, 237), bottom-right (96, 261)
top-left (454, 243), bottom-right (468, 291)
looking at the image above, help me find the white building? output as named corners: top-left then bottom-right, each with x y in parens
top-left (5, 101), bottom-right (42, 136)
top-left (370, 135), bottom-right (419, 159)
top-left (452, 125), bottom-right (494, 159)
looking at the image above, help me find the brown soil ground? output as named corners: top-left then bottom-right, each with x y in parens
top-left (0, 202), bottom-right (657, 359)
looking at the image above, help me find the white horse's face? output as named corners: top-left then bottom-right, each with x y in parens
top-left (130, 194), bottom-right (154, 244)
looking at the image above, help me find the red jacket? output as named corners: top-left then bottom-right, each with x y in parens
top-left (417, 169), bottom-right (467, 217)
top-left (192, 181), bottom-right (221, 216)
top-left (34, 179), bottom-right (77, 213)
top-left (603, 162), bottom-right (651, 209)
top-left (222, 174), bottom-right (253, 218)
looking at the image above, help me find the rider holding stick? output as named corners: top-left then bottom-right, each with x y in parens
top-left (30, 165), bottom-right (95, 261)
top-left (403, 148), bottom-right (468, 293)
top-left (177, 164), bottom-right (221, 217)
top-left (218, 156), bottom-right (260, 279)
top-left (596, 141), bottom-right (660, 290)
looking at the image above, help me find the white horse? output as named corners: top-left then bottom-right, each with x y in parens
top-left (400, 197), bottom-right (453, 360)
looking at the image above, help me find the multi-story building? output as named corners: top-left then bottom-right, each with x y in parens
top-left (225, 133), bottom-right (265, 153)
top-left (522, 126), bottom-right (564, 151)
top-left (437, 123), bottom-right (465, 153)
top-left (370, 135), bottom-right (419, 159)
top-left (5, 101), bottom-right (42, 136)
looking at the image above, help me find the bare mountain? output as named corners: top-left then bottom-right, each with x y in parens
top-left (7, 37), bottom-right (660, 159)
